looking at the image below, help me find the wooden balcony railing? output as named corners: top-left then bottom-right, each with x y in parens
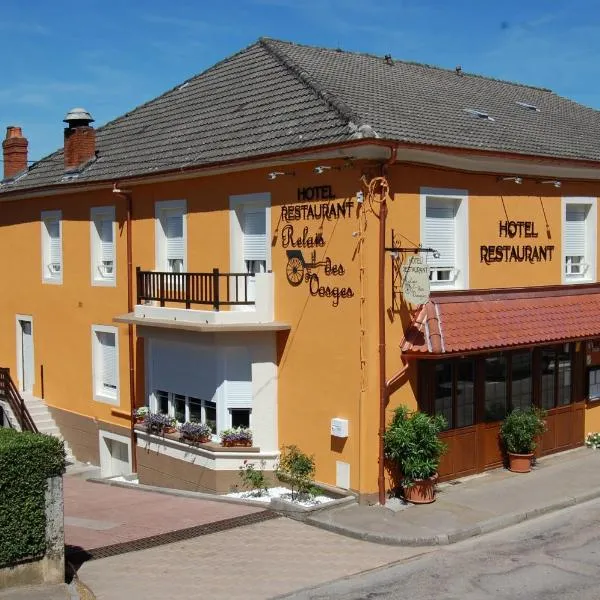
top-left (0, 368), bottom-right (38, 432)
top-left (136, 268), bottom-right (255, 311)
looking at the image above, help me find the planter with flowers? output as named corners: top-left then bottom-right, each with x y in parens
top-left (585, 432), bottom-right (600, 449)
top-left (134, 406), bottom-right (149, 424)
top-left (180, 422), bottom-right (212, 445)
top-left (144, 412), bottom-right (174, 436)
top-left (221, 427), bottom-right (253, 448)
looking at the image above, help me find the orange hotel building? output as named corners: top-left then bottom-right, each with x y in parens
top-left (2, 39), bottom-right (600, 502)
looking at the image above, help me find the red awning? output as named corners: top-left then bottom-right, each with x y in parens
top-left (401, 286), bottom-right (600, 356)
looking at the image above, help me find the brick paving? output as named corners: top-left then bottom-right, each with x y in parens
top-left (77, 518), bottom-right (430, 600)
top-left (64, 477), bottom-right (264, 551)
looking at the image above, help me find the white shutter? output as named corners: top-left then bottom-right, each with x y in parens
top-left (99, 217), bottom-right (114, 263)
top-left (166, 211), bottom-right (184, 260)
top-left (425, 197), bottom-right (456, 269)
top-left (565, 206), bottom-right (586, 257)
top-left (243, 208), bottom-right (267, 262)
top-left (47, 219), bottom-right (61, 267)
top-left (99, 332), bottom-right (117, 392)
top-left (225, 347), bottom-right (252, 409)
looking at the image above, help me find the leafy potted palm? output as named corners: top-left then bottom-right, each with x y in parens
top-left (384, 406), bottom-right (447, 504)
top-left (500, 408), bottom-right (546, 473)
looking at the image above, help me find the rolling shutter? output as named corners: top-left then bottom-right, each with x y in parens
top-left (47, 219), bottom-right (61, 266)
top-left (166, 211), bottom-right (184, 261)
top-left (98, 332), bottom-right (117, 392)
top-left (243, 207), bottom-right (267, 262)
top-left (565, 205), bottom-right (586, 258)
top-left (225, 347), bottom-right (252, 409)
top-left (424, 197), bottom-right (456, 269)
top-left (99, 217), bottom-right (114, 264)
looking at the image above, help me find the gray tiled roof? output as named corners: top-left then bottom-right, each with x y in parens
top-left (3, 38), bottom-right (600, 194)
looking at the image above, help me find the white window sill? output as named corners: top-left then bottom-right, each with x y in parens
top-left (563, 276), bottom-right (593, 285)
top-left (42, 276), bottom-right (62, 285)
top-left (92, 277), bottom-right (116, 288)
top-left (94, 390), bottom-right (119, 406)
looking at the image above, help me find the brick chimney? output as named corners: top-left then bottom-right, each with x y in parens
top-left (63, 107), bottom-right (95, 171)
top-left (2, 126), bottom-right (28, 180)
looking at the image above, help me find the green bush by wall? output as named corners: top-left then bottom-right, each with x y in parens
top-left (0, 429), bottom-right (66, 567)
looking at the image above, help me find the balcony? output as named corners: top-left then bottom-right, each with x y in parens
top-left (117, 268), bottom-right (286, 331)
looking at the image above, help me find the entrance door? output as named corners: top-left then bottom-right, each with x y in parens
top-left (100, 432), bottom-right (131, 477)
top-left (18, 318), bottom-right (34, 393)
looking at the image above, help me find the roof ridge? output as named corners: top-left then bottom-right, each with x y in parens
top-left (262, 37), bottom-right (553, 95)
top-left (259, 37), bottom-right (378, 139)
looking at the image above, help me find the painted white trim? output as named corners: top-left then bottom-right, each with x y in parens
top-left (90, 206), bottom-right (116, 287)
top-left (41, 209), bottom-right (62, 285)
top-left (420, 187), bottom-right (469, 290)
top-left (15, 314), bottom-right (34, 393)
top-left (154, 199), bottom-right (187, 272)
top-left (91, 324), bottom-right (120, 405)
top-left (561, 196), bottom-right (597, 285)
top-left (98, 429), bottom-right (132, 478)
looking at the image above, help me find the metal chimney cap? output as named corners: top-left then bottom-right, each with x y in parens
top-left (63, 107), bottom-right (94, 124)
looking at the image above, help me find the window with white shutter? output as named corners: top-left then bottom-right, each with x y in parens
top-left (424, 197), bottom-right (458, 284)
top-left (565, 205), bottom-right (587, 278)
top-left (243, 207), bottom-right (267, 275)
top-left (92, 325), bottom-right (119, 404)
top-left (155, 200), bottom-right (186, 273)
top-left (420, 189), bottom-right (468, 290)
top-left (91, 207), bottom-right (115, 284)
top-left (166, 211), bottom-right (184, 273)
top-left (563, 198), bottom-right (596, 284)
top-left (41, 210), bottom-right (62, 284)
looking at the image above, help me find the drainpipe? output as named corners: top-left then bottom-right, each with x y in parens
top-left (112, 183), bottom-right (137, 472)
top-left (378, 146), bottom-right (398, 506)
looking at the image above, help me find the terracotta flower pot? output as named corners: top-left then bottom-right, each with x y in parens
top-left (508, 452), bottom-right (534, 473)
top-left (403, 475), bottom-right (437, 504)
top-left (222, 440), bottom-right (252, 448)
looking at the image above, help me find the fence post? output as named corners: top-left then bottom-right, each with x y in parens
top-left (213, 268), bottom-right (220, 311)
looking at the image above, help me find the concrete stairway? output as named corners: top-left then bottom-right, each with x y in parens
top-left (20, 394), bottom-right (76, 464)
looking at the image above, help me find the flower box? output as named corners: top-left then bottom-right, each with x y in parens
top-left (220, 427), bottom-right (253, 448)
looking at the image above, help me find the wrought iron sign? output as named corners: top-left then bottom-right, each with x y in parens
top-left (480, 220), bottom-right (555, 264)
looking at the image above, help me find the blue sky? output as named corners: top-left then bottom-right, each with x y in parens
top-left (2, 0), bottom-right (599, 162)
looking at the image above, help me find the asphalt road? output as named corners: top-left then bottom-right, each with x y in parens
top-left (282, 497), bottom-right (600, 600)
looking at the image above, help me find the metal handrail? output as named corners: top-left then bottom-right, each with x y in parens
top-left (136, 267), bottom-right (256, 310)
top-left (0, 368), bottom-right (38, 432)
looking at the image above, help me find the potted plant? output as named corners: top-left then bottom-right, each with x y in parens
top-left (220, 427), bottom-right (253, 447)
top-left (180, 421), bottom-right (212, 444)
top-left (585, 432), bottom-right (600, 449)
top-left (384, 406), bottom-right (447, 504)
top-left (134, 406), bottom-right (149, 424)
top-left (144, 412), bottom-right (173, 436)
top-left (500, 408), bottom-right (546, 473)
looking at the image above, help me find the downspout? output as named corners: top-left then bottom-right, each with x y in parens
top-left (378, 145), bottom-right (398, 506)
top-left (112, 183), bottom-right (137, 472)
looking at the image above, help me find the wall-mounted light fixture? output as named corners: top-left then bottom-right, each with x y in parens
top-left (498, 176), bottom-right (523, 184)
top-left (314, 165), bottom-right (332, 174)
top-left (267, 171), bottom-right (295, 180)
top-left (356, 191), bottom-right (364, 204)
top-left (540, 180), bottom-right (561, 188)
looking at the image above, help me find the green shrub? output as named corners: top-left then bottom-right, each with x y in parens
top-left (500, 408), bottom-right (546, 455)
top-left (384, 406), bottom-right (447, 486)
top-left (238, 459), bottom-right (269, 496)
top-left (0, 429), bottom-right (66, 567)
top-left (276, 445), bottom-right (315, 500)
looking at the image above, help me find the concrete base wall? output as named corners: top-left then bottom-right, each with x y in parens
top-left (48, 406), bottom-right (130, 465)
top-left (136, 446), bottom-right (276, 493)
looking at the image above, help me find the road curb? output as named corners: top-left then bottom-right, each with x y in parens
top-left (305, 486), bottom-right (600, 547)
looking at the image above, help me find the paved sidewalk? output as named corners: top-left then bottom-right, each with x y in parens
top-left (78, 517), bottom-right (429, 600)
top-left (308, 447), bottom-right (600, 545)
top-left (0, 584), bottom-right (70, 600)
top-left (64, 476), bottom-right (265, 552)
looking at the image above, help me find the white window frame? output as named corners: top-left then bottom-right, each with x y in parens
top-left (155, 199), bottom-right (187, 273)
top-left (15, 314), bottom-right (34, 393)
top-left (227, 407), bottom-right (252, 429)
top-left (91, 325), bottom-right (119, 405)
top-left (562, 197), bottom-right (597, 284)
top-left (41, 210), bottom-right (63, 284)
top-left (151, 390), bottom-right (218, 437)
top-left (98, 430), bottom-right (132, 478)
top-left (420, 188), bottom-right (469, 290)
top-left (90, 206), bottom-right (116, 287)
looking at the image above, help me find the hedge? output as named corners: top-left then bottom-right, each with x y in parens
top-left (0, 429), bottom-right (66, 567)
